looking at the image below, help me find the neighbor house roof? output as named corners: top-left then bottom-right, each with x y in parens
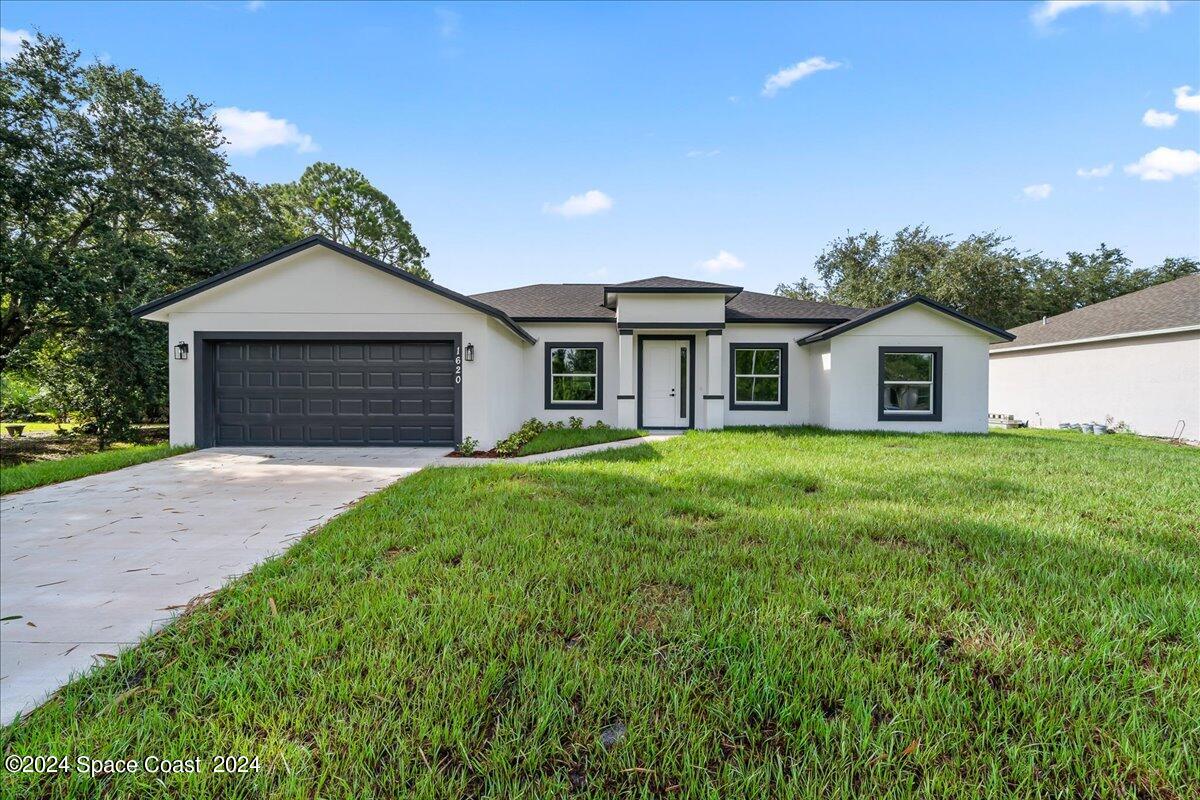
top-left (991, 273), bottom-right (1200, 352)
top-left (131, 236), bottom-right (537, 344)
top-left (470, 284), bottom-right (865, 324)
top-left (605, 276), bottom-right (742, 291)
top-left (798, 295), bottom-right (1014, 345)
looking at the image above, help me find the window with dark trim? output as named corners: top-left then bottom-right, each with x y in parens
top-left (878, 346), bottom-right (942, 421)
top-left (544, 342), bottom-right (603, 409)
top-left (728, 343), bottom-right (788, 411)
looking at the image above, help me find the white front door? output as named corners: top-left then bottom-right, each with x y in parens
top-left (642, 339), bottom-right (689, 428)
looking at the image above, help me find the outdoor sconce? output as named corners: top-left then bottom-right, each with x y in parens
top-left (173, 341), bottom-right (189, 360)
top-left (465, 343), bottom-right (475, 362)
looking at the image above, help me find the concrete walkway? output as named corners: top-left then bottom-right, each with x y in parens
top-left (435, 432), bottom-right (678, 466)
top-left (0, 447), bottom-right (440, 722)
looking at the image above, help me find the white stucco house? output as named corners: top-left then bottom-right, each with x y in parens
top-left (989, 273), bottom-right (1200, 440)
top-left (134, 237), bottom-right (1014, 448)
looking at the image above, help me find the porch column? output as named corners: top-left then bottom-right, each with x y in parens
top-left (704, 329), bottom-right (724, 430)
top-left (617, 330), bottom-right (636, 429)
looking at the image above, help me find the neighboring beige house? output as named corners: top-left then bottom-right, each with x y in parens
top-left (989, 274), bottom-right (1200, 440)
top-left (134, 236), bottom-right (1013, 448)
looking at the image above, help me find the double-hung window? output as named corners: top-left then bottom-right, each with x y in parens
top-left (728, 344), bottom-right (788, 411)
top-left (544, 343), bottom-right (603, 409)
top-left (878, 347), bottom-right (942, 421)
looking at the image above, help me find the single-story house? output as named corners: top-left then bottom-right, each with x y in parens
top-left (989, 273), bottom-right (1200, 440)
top-left (133, 236), bottom-right (1013, 448)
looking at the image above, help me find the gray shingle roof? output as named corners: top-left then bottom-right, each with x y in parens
top-left (726, 291), bottom-right (864, 322)
top-left (992, 273), bottom-right (1200, 351)
top-left (470, 282), bottom-right (865, 323)
top-left (606, 276), bottom-right (742, 291)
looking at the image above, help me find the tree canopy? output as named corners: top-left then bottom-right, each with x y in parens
top-left (263, 162), bottom-right (430, 280)
top-left (0, 34), bottom-right (428, 443)
top-left (776, 227), bottom-right (1197, 330)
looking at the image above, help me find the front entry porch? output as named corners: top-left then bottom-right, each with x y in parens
top-left (616, 329), bottom-right (725, 431)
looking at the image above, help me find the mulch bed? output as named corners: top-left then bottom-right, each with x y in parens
top-left (445, 448), bottom-right (505, 459)
top-left (0, 426), bottom-right (169, 467)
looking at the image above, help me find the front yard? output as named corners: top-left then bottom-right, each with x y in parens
top-left (2, 428), bottom-right (1196, 798)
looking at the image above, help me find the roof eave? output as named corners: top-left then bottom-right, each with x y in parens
top-left (130, 236), bottom-right (536, 345)
top-left (796, 295), bottom-right (1015, 345)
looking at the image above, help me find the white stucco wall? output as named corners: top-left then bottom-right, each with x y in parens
top-left (989, 331), bottom-right (1200, 439)
top-left (824, 304), bottom-right (994, 433)
top-left (151, 247), bottom-right (531, 447)
top-left (807, 341), bottom-right (832, 428)
top-left (614, 294), bottom-right (726, 326)
top-left (722, 325), bottom-right (823, 427)
top-left (516, 323), bottom-right (621, 433)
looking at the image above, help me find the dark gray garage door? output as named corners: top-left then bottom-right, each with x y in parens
top-left (211, 340), bottom-right (458, 446)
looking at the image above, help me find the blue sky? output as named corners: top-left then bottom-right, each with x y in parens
top-left (3, 0), bottom-right (1198, 294)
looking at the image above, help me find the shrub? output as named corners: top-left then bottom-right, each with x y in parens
top-left (591, 420), bottom-right (610, 430)
top-left (0, 373), bottom-right (47, 420)
top-left (568, 416), bottom-right (584, 429)
top-left (456, 436), bottom-right (479, 456)
top-left (494, 418), bottom-right (547, 457)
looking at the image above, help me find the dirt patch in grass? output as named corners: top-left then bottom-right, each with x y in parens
top-left (0, 425), bottom-right (168, 467)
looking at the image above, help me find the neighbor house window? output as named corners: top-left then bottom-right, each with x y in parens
top-left (728, 343), bottom-right (788, 411)
top-left (878, 347), bottom-right (942, 421)
top-left (544, 343), bottom-right (603, 409)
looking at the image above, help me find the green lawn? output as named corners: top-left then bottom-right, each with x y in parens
top-left (2, 429), bottom-right (1197, 798)
top-left (517, 426), bottom-right (644, 456)
top-left (0, 421), bottom-right (80, 437)
top-left (0, 444), bottom-right (191, 495)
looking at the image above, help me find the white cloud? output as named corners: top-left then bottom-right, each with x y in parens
top-left (699, 250), bottom-right (746, 273)
top-left (1031, 1), bottom-right (1171, 26)
top-left (761, 56), bottom-right (841, 97)
top-left (213, 107), bottom-right (318, 156)
top-left (686, 149), bottom-right (720, 159)
top-left (1076, 163), bottom-right (1113, 178)
top-left (543, 190), bottom-right (613, 218)
top-left (1022, 183), bottom-right (1053, 200)
top-left (436, 7), bottom-right (461, 38)
top-left (245, 1), bottom-right (265, 10)
top-left (1, 27), bottom-right (32, 63)
top-left (1124, 146), bottom-right (1200, 181)
top-left (1142, 108), bottom-right (1178, 128)
top-left (1174, 85), bottom-right (1200, 112)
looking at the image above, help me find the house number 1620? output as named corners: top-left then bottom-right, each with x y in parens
top-left (455, 346), bottom-right (463, 384)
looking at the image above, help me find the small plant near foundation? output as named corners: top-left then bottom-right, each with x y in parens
top-left (455, 436), bottom-right (479, 457)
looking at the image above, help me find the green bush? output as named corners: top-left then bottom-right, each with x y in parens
top-left (455, 436), bottom-right (479, 456)
top-left (0, 373), bottom-right (48, 420)
top-left (494, 418), bottom-right (548, 457)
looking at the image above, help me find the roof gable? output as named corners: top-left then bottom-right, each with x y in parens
top-left (798, 295), bottom-right (1014, 345)
top-left (132, 236), bottom-right (535, 344)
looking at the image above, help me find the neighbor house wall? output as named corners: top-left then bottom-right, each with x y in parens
top-left (156, 247), bottom-right (530, 447)
top-left (825, 304), bottom-right (993, 433)
top-left (988, 330), bottom-right (1200, 439)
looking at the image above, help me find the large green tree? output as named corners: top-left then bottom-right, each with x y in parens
top-left (777, 227), bottom-right (1197, 329)
top-left (264, 162), bottom-right (431, 279)
top-left (0, 34), bottom-right (285, 442)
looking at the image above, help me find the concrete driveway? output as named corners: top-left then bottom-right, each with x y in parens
top-left (0, 447), bottom-right (442, 722)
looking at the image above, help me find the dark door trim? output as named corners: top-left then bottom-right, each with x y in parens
top-left (636, 334), bottom-right (696, 430)
top-left (193, 331), bottom-right (463, 448)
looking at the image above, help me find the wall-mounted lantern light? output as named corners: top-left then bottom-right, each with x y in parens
top-left (173, 341), bottom-right (189, 360)
top-left (464, 343), bottom-right (475, 362)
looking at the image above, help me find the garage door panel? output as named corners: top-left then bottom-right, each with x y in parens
top-left (213, 339), bottom-right (458, 446)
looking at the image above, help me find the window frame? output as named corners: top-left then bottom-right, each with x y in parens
top-left (728, 343), bottom-right (789, 411)
top-left (544, 342), bottom-right (604, 410)
top-left (877, 346), bottom-right (943, 421)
